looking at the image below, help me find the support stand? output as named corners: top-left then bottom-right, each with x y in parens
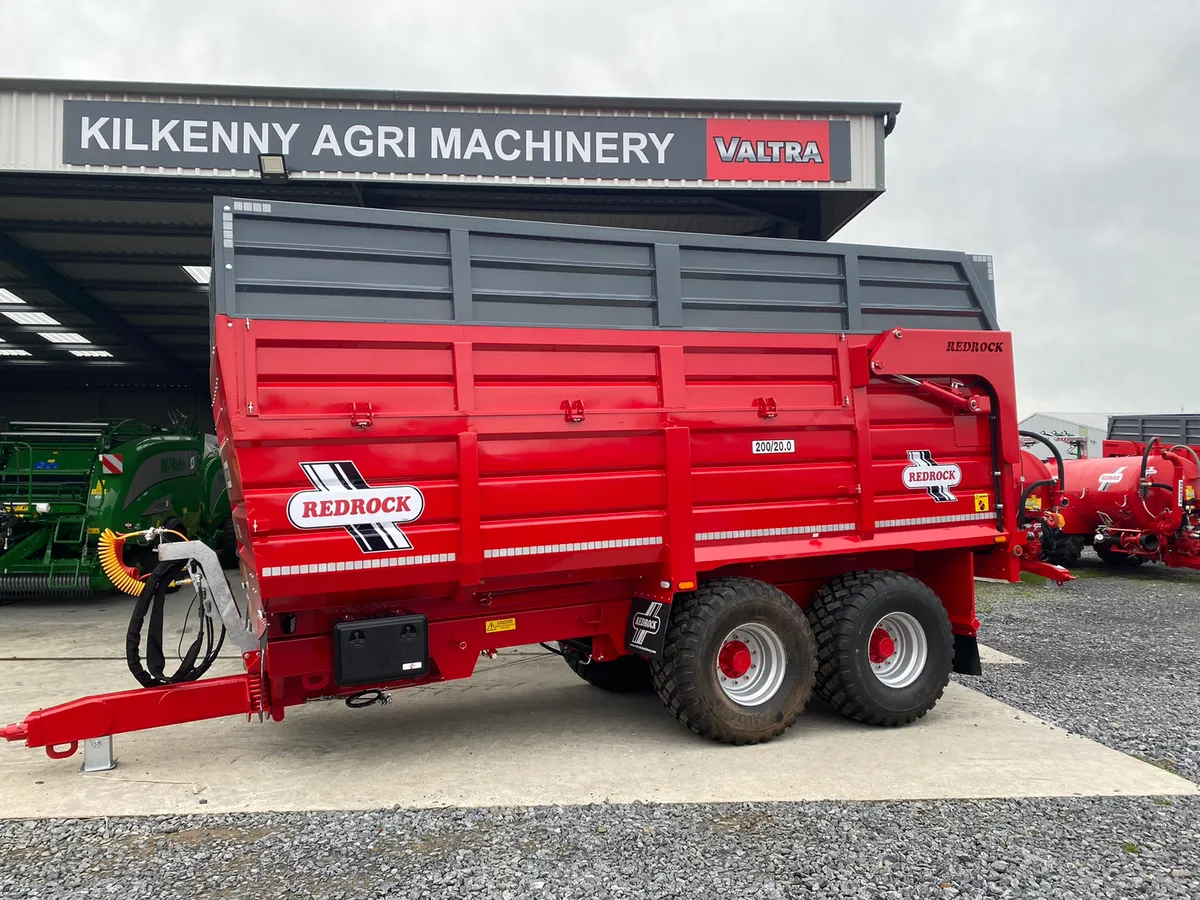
top-left (80, 736), bottom-right (116, 773)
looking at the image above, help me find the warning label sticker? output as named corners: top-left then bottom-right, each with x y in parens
top-left (485, 618), bottom-right (516, 634)
top-left (974, 493), bottom-right (991, 512)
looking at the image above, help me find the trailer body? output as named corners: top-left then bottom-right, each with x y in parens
top-left (1107, 414), bottom-right (1200, 447)
top-left (5, 200), bottom-right (1055, 758)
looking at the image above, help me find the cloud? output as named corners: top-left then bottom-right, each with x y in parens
top-left (1, 0), bottom-right (1198, 415)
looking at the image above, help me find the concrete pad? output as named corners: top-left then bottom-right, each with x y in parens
top-left (0, 649), bottom-right (1194, 819)
top-left (978, 644), bottom-right (1027, 665)
top-left (1, 588), bottom-right (1192, 818)
top-left (0, 588), bottom-right (239, 662)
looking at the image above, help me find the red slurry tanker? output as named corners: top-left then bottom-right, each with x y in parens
top-left (3, 200), bottom-right (1068, 766)
top-left (1026, 433), bottom-right (1200, 570)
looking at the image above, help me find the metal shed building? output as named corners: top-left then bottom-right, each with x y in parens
top-left (0, 78), bottom-right (900, 425)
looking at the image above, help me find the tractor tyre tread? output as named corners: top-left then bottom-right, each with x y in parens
top-left (561, 646), bottom-right (652, 693)
top-left (1095, 544), bottom-right (1145, 568)
top-left (1045, 535), bottom-right (1083, 568)
top-left (650, 577), bottom-right (817, 745)
top-left (217, 519), bottom-right (239, 570)
top-left (807, 570), bottom-right (953, 727)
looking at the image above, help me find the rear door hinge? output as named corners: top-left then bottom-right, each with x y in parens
top-left (350, 402), bottom-right (374, 428)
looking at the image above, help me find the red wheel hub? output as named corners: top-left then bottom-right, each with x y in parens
top-left (868, 628), bottom-right (896, 665)
top-left (718, 639), bottom-right (752, 679)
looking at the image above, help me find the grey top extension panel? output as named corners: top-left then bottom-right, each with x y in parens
top-left (212, 198), bottom-right (999, 334)
top-left (1108, 415), bottom-right (1200, 446)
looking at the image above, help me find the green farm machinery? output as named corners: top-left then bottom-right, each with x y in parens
top-left (0, 419), bottom-right (234, 599)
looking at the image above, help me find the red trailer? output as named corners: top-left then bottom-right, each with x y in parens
top-left (4, 200), bottom-right (1066, 763)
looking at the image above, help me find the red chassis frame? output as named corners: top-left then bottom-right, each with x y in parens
top-left (5, 325), bottom-right (1052, 758)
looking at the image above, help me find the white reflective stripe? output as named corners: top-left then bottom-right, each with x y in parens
top-left (261, 552), bottom-right (455, 578)
top-left (483, 536), bottom-right (663, 559)
top-left (875, 511), bottom-right (995, 529)
top-left (696, 523), bottom-right (856, 542)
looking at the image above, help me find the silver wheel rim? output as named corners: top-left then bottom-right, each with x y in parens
top-left (868, 611), bottom-right (928, 689)
top-left (715, 622), bottom-right (787, 707)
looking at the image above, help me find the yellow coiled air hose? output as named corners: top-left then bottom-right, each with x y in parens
top-left (98, 528), bottom-right (188, 597)
top-left (98, 528), bottom-right (146, 597)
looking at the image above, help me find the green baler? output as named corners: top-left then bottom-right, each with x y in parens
top-left (0, 419), bottom-right (233, 599)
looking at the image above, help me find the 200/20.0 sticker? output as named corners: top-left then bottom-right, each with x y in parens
top-left (752, 440), bottom-right (795, 455)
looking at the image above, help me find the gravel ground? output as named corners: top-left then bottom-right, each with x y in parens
top-left (4, 551), bottom-right (1199, 899)
top-left (964, 549), bottom-right (1200, 783)
top-left (1, 798), bottom-right (1198, 900)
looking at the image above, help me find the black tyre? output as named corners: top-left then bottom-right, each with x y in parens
top-left (1095, 543), bottom-right (1145, 568)
top-left (1044, 534), bottom-right (1083, 568)
top-left (650, 577), bottom-right (817, 745)
top-left (807, 570), bottom-right (953, 727)
top-left (561, 644), bottom-right (652, 693)
top-left (217, 518), bottom-right (239, 570)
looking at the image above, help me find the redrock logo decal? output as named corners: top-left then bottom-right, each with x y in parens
top-left (287, 461), bottom-right (424, 553)
top-left (901, 450), bottom-right (962, 502)
top-left (1098, 466), bottom-right (1126, 491)
top-left (947, 340), bottom-right (1005, 352)
top-left (705, 119), bottom-right (849, 181)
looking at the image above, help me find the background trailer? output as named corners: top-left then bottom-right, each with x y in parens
top-left (0, 79), bottom-right (898, 427)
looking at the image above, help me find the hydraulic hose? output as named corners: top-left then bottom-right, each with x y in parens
top-left (1018, 479), bottom-right (1058, 528)
top-left (1139, 437), bottom-right (1174, 498)
top-left (1017, 431), bottom-right (1067, 531)
top-left (1167, 445), bottom-right (1200, 534)
top-left (1169, 444), bottom-right (1200, 472)
top-left (126, 559), bottom-right (224, 688)
top-left (1139, 436), bottom-right (1158, 497)
top-left (1018, 430), bottom-right (1065, 488)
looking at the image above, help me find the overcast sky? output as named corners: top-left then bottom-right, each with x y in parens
top-left (2, 0), bottom-right (1198, 418)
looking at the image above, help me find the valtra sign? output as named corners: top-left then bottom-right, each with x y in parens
top-left (61, 100), bottom-right (852, 182)
top-left (706, 119), bottom-right (834, 180)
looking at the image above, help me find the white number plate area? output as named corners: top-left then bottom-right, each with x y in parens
top-left (752, 440), bottom-right (795, 455)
